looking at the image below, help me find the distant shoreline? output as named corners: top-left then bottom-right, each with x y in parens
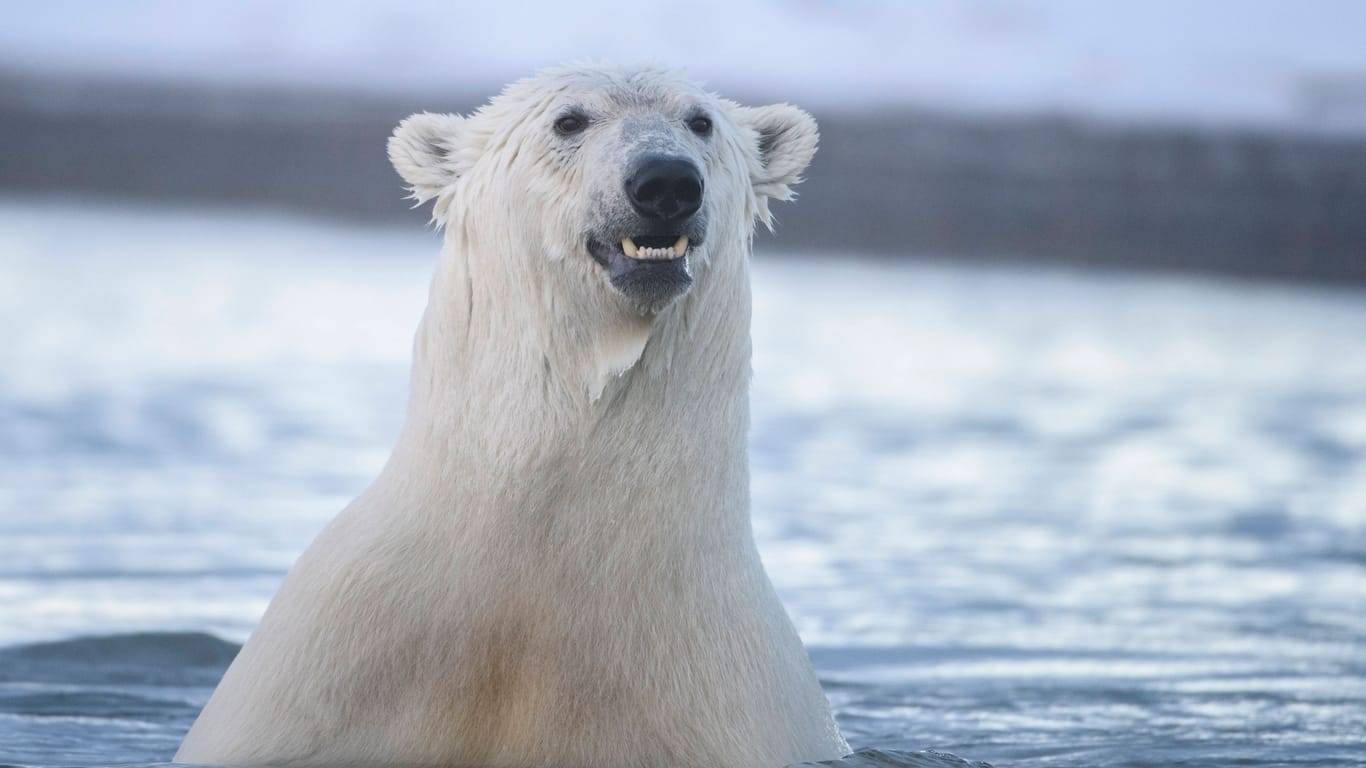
top-left (3, 71), bottom-right (1365, 284)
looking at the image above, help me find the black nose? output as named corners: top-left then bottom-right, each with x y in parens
top-left (626, 155), bottom-right (703, 222)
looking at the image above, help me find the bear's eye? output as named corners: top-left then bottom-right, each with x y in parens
top-left (687, 115), bottom-right (713, 137)
top-left (554, 114), bottom-right (587, 136)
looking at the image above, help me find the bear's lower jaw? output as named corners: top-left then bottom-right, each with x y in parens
top-left (609, 255), bottom-right (693, 310)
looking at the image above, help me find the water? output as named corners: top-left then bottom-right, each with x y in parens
top-left (2, 199), bottom-right (1365, 767)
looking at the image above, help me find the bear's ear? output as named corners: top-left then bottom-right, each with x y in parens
top-left (388, 112), bottom-right (470, 206)
top-left (733, 104), bottom-right (819, 207)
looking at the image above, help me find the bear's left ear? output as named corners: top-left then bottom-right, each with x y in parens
top-left (732, 104), bottom-right (819, 207)
top-left (388, 112), bottom-right (471, 207)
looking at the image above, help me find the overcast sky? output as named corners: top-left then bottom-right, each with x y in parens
top-left (4, 0), bottom-right (1365, 129)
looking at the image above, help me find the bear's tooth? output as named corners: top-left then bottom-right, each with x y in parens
top-left (622, 238), bottom-right (639, 257)
top-left (673, 236), bottom-right (689, 256)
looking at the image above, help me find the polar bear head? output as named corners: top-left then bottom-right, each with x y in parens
top-left (388, 65), bottom-right (817, 319)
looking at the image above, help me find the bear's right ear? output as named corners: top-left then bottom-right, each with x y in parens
top-left (388, 112), bottom-right (470, 206)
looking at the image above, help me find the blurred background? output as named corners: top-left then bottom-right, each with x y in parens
top-left (4, 0), bottom-right (1366, 278)
top-left (2, 2), bottom-right (1365, 767)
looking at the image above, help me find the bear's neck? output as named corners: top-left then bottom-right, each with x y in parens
top-left (381, 235), bottom-right (757, 558)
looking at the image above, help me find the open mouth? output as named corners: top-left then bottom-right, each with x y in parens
top-left (587, 231), bottom-right (700, 269)
top-left (587, 233), bottom-right (699, 309)
top-left (622, 235), bottom-right (689, 261)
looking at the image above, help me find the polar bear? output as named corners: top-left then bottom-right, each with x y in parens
top-left (175, 64), bottom-right (845, 768)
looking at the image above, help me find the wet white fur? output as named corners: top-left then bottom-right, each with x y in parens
top-left (176, 64), bottom-right (842, 768)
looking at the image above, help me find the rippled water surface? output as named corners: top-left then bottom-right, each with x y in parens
top-left (2, 200), bottom-right (1365, 767)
